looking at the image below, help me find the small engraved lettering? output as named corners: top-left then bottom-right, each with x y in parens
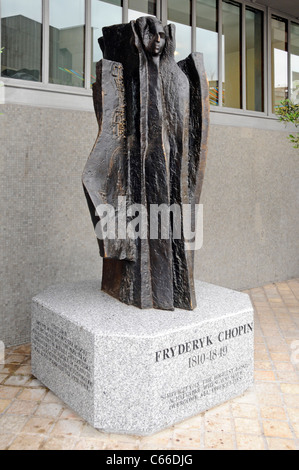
top-left (161, 363), bottom-right (250, 411)
top-left (32, 321), bottom-right (93, 392)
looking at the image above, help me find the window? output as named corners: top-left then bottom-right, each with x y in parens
top-left (128, 0), bottom-right (156, 22)
top-left (246, 7), bottom-right (264, 112)
top-left (271, 15), bottom-right (288, 112)
top-left (222, 0), bottom-right (241, 109)
top-left (49, 0), bottom-right (85, 87)
top-left (196, 0), bottom-right (218, 106)
top-left (91, 0), bottom-right (122, 83)
top-left (168, 0), bottom-right (192, 62)
top-left (1, 0), bottom-right (42, 82)
top-left (290, 22), bottom-right (299, 104)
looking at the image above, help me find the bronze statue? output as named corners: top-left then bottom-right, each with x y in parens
top-left (83, 16), bottom-right (209, 311)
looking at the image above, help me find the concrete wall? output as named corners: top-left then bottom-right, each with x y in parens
top-left (0, 104), bottom-right (100, 346)
top-left (0, 103), bottom-right (298, 346)
top-left (196, 125), bottom-right (299, 289)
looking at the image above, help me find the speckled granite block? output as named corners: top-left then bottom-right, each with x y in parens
top-left (31, 280), bottom-right (254, 435)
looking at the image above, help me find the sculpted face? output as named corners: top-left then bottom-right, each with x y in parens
top-left (142, 19), bottom-right (166, 57)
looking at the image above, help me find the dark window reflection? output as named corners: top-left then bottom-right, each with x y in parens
top-left (291, 22), bottom-right (299, 104)
top-left (49, 0), bottom-right (85, 88)
top-left (196, 0), bottom-right (218, 106)
top-left (168, 0), bottom-right (192, 62)
top-left (271, 15), bottom-right (288, 111)
top-left (246, 7), bottom-right (264, 112)
top-left (129, 0), bottom-right (156, 21)
top-left (1, 0), bottom-right (42, 82)
top-left (91, 0), bottom-right (123, 84)
top-left (222, 0), bottom-right (242, 109)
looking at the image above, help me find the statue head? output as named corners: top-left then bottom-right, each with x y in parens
top-left (136, 17), bottom-right (166, 58)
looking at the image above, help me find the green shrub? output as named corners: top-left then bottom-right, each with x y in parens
top-left (275, 99), bottom-right (299, 149)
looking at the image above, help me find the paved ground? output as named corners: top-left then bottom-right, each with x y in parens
top-left (0, 279), bottom-right (299, 450)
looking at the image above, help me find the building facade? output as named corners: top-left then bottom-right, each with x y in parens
top-left (1, 0), bottom-right (299, 346)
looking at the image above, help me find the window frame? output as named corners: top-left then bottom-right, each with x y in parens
top-left (194, 0), bottom-right (267, 116)
top-left (0, 0), bottom-right (298, 121)
top-left (267, 7), bottom-right (299, 118)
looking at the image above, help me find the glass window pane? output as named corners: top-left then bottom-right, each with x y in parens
top-left (168, 0), bottom-right (192, 62)
top-left (271, 16), bottom-right (288, 112)
top-left (91, 0), bottom-right (122, 83)
top-left (291, 22), bottom-right (299, 104)
top-left (222, 0), bottom-right (241, 109)
top-left (49, 0), bottom-right (85, 87)
top-left (1, 0), bottom-right (42, 82)
top-left (196, 0), bottom-right (218, 106)
top-left (128, 0), bottom-right (156, 22)
top-left (246, 7), bottom-right (264, 112)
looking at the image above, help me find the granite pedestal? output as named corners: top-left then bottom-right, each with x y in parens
top-left (31, 280), bottom-right (254, 435)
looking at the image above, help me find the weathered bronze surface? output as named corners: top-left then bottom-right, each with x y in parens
top-left (82, 16), bottom-right (210, 311)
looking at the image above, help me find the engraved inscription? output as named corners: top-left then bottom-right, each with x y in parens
top-left (32, 321), bottom-right (93, 392)
top-left (162, 363), bottom-right (250, 411)
top-left (155, 322), bottom-right (253, 363)
top-left (111, 63), bottom-right (126, 138)
top-left (188, 345), bottom-right (228, 368)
